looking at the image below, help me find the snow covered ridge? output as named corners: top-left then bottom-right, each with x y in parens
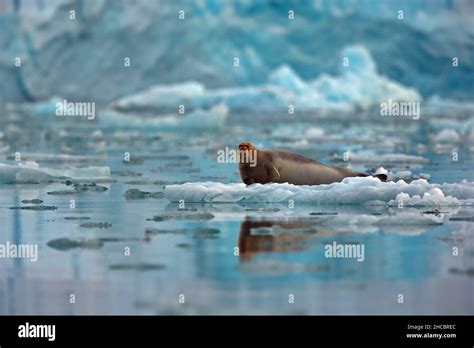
top-left (112, 46), bottom-right (421, 113)
top-left (164, 177), bottom-right (474, 206)
top-left (0, 162), bottom-right (113, 184)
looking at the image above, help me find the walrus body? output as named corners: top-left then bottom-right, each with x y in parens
top-left (238, 142), bottom-right (387, 185)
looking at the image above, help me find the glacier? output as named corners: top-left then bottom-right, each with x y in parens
top-left (1, 0), bottom-right (472, 105)
top-left (112, 46), bottom-right (421, 113)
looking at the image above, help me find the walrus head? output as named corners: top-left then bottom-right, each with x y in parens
top-left (238, 141), bottom-right (259, 168)
top-left (238, 141), bottom-right (256, 152)
top-left (237, 142), bottom-right (261, 184)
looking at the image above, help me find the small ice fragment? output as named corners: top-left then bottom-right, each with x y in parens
top-left (124, 189), bottom-right (164, 200)
top-left (79, 222), bottom-right (112, 229)
top-left (193, 228), bottom-right (221, 239)
top-left (432, 129), bottom-right (460, 143)
top-left (21, 199), bottom-right (44, 204)
top-left (109, 263), bottom-right (166, 271)
top-left (10, 205), bottom-right (58, 211)
top-left (148, 212), bottom-right (214, 221)
top-left (47, 238), bottom-right (104, 251)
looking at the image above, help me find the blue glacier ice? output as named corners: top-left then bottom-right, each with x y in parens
top-left (1, 0), bottom-right (472, 105)
top-left (112, 46), bottom-right (421, 113)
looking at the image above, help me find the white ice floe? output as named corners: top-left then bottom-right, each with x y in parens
top-left (111, 82), bottom-right (207, 112)
top-left (164, 177), bottom-right (473, 206)
top-left (100, 104), bottom-right (228, 130)
top-left (6, 97), bottom-right (63, 117)
top-left (0, 162), bottom-right (113, 184)
top-left (388, 188), bottom-right (458, 207)
top-left (387, 170), bottom-right (431, 182)
top-left (304, 127), bottom-right (326, 139)
top-left (431, 129), bottom-right (460, 143)
top-left (333, 153), bottom-right (430, 165)
top-left (7, 153), bottom-right (106, 163)
top-left (427, 95), bottom-right (474, 111)
top-left (374, 167), bottom-right (389, 175)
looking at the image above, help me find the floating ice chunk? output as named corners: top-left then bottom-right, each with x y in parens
top-left (392, 171), bottom-right (412, 179)
top-left (427, 95), bottom-right (474, 111)
top-left (333, 153), bottom-right (430, 165)
top-left (428, 117), bottom-right (474, 133)
top-left (432, 129), bottom-right (460, 143)
top-left (109, 263), bottom-right (166, 271)
top-left (40, 166), bottom-right (112, 182)
top-left (47, 238), bottom-right (104, 251)
top-left (6, 97), bottom-right (63, 117)
top-left (124, 189), bottom-right (164, 200)
top-left (100, 104), bottom-right (228, 130)
top-left (0, 162), bottom-right (112, 184)
top-left (165, 177), bottom-right (471, 205)
top-left (0, 163), bottom-right (53, 184)
top-left (10, 205), bottom-right (58, 211)
top-left (388, 188), bottom-right (459, 207)
top-left (79, 222), bottom-right (112, 229)
top-left (268, 65), bottom-right (308, 93)
top-left (374, 167), bottom-right (388, 175)
top-left (468, 128), bottom-right (474, 145)
top-left (304, 127), bottom-right (326, 139)
top-left (21, 199), bottom-right (44, 204)
top-left (388, 170), bottom-right (431, 183)
top-left (435, 180), bottom-right (474, 201)
top-left (148, 212), bottom-right (215, 221)
top-left (7, 153), bottom-right (106, 163)
top-left (111, 82), bottom-right (206, 112)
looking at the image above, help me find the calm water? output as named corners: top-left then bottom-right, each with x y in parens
top-left (0, 107), bottom-right (473, 314)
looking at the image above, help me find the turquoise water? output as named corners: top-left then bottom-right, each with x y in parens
top-left (0, 108), bottom-right (473, 314)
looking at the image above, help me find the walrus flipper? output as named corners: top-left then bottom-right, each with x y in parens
top-left (243, 177), bottom-right (255, 185)
top-left (266, 165), bottom-right (280, 182)
top-left (373, 174), bottom-right (388, 182)
top-left (356, 172), bottom-right (388, 182)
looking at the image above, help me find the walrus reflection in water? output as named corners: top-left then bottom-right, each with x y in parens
top-left (238, 142), bottom-right (387, 185)
top-left (238, 218), bottom-right (346, 262)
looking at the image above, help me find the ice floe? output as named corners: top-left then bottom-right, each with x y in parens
top-left (388, 170), bottom-right (431, 183)
top-left (100, 104), bottom-right (228, 130)
top-left (431, 129), bottom-right (461, 143)
top-left (388, 188), bottom-right (459, 207)
top-left (164, 177), bottom-right (474, 205)
top-left (6, 153), bottom-right (106, 163)
top-left (0, 162), bottom-right (113, 184)
top-left (332, 153), bottom-right (430, 165)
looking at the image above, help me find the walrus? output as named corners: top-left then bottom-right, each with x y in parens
top-left (238, 218), bottom-right (345, 261)
top-left (238, 142), bottom-right (387, 185)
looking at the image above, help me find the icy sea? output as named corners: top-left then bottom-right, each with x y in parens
top-left (1, 98), bottom-right (473, 315)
